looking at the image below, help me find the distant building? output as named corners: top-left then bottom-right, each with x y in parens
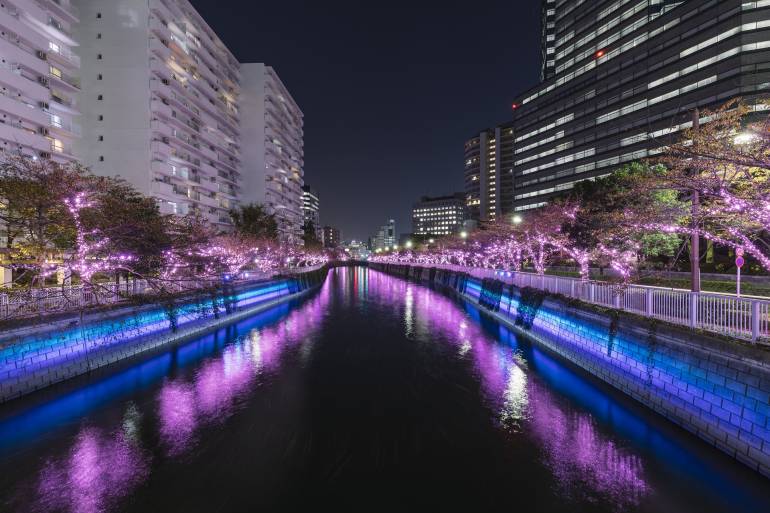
top-left (343, 240), bottom-right (370, 260)
top-left (301, 185), bottom-right (321, 238)
top-left (372, 219), bottom-right (396, 251)
top-left (464, 125), bottom-right (515, 222)
top-left (412, 193), bottom-right (466, 238)
top-left (323, 226), bottom-right (341, 249)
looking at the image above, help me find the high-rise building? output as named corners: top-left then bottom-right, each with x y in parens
top-left (74, 0), bottom-right (241, 227)
top-left (322, 225), bottom-right (341, 249)
top-left (0, 0), bottom-right (81, 163)
top-left (412, 193), bottom-right (466, 238)
top-left (464, 123), bottom-right (514, 222)
top-left (241, 63), bottom-right (304, 244)
top-left (301, 184), bottom-right (320, 236)
top-left (509, 0), bottom-right (770, 212)
top-left (540, 0), bottom-right (557, 81)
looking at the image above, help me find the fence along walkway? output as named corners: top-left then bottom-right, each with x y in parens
top-left (0, 265), bottom-right (326, 321)
top-left (419, 263), bottom-right (770, 343)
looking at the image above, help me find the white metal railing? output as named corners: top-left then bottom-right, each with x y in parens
top-left (0, 265), bottom-right (326, 321)
top-left (401, 263), bottom-right (770, 343)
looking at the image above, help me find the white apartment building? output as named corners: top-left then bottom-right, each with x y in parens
top-left (74, 0), bottom-right (241, 227)
top-left (241, 63), bottom-right (304, 244)
top-left (0, 0), bottom-right (81, 163)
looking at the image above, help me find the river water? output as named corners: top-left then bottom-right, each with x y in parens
top-left (0, 267), bottom-right (769, 513)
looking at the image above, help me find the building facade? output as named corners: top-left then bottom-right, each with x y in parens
top-left (509, 0), bottom-right (770, 212)
top-left (412, 193), bottom-right (466, 238)
top-left (241, 63), bottom-right (304, 244)
top-left (301, 184), bottom-right (320, 236)
top-left (463, 123), bottom-right (515, 222)
top-left (74, 0), bottom-right (241, 228)
top-left (0, 0), bottom-right (81, 164)
top-left (541, 0), bottom-right (557, 80)
top-left (371, 219), bottom-right (396, 251)
top-left (322, 225), bottom-right (341, 249)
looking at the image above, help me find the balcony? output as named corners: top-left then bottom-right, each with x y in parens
top-left (45, 0), bottom-right (79, 24)
top-left (48, 113), bottom-right (80, 136)
top-left (48, 68), bottom-right (80, 91)
top-left (0, 90), bottom-right (48, 126)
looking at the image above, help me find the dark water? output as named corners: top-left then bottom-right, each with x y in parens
top-left (0, 267), bottom-right (769, 513)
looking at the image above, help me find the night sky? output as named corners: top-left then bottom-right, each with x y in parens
top-left (191, 0), bottom-right (542, 241)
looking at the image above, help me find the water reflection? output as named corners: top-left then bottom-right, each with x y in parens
top-left (156, 277), bottom-right (328, 458)
top-left (34, 424), bottom-right (149, 513)
top-left (529, 380), bottom-right (649, 507)
top-left (365, 270), bottom-right (649, 508)
top-left (13, 276), bottom-right (332, 513)
top-left (2, 268), bottom-right (768, 513)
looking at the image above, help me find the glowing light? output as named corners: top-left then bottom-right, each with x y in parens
top-left (734, 132), bottom-right (757, 145)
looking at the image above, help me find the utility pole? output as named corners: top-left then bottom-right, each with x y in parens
top-left (691, 109), bottom-right (701, 293)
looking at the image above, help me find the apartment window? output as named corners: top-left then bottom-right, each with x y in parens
top-left (96, 13), bottom-right (102, 19)
top-left (98, 74), bottom-right (103, 80)
top-left (97, 95), bottom-right (103, 100)
top-left (97, 54), bottom-right (102, 60)
top-left (99, 156), bottom-right (104, 162)
top-left (98, 135), bottom-right (104, 142)
top-left (97, 33), bottom-right (102, 39)
top-left (98, 115), bottom-right (104, 121)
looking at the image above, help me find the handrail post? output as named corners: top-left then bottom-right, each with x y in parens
top-left (751, 300), bottom-right (760, 343)
top-left (690, 292), bottom-right (699, 329)
top-left (646, 289), bottom-right (654, 316)
top-left (589, 283), bottom-right (595, 303)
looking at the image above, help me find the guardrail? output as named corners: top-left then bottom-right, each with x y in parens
top-left (0, 265), bottom-right (327, 321)
top-left (411, 263), bottom-right (770, 343)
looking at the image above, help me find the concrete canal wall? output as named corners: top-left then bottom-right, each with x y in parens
top-left (369, 262), bottom-right (770, 478)
top-left (0, 268), bottom-right (328, 403)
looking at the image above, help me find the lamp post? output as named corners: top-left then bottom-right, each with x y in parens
top-left (690, 109), bottom-right (701, 293)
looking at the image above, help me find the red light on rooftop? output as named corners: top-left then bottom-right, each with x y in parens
top-left (511, 103), bottom-right (519, 110)
top-left (595, 49), bottom-right (605, 58)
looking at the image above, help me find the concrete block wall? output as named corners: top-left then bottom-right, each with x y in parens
top-left (369, 262), bottom-right (770, 478)
top-left (0, 268), bottom-right (327, 403)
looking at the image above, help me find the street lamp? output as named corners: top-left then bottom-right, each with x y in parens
top-left (512, 215), bottom-right (523, 224)
top-left (460, 231), bottom-right (468, 239)
top-left (428, 238), bottom-right (435, 244)
top-left (405, 240), bottom-right (413, 249)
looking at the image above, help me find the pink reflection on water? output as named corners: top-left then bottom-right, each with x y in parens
top-left (366, 269), bottom-right (649, 507)
top-left (26, 274), bottom-right (333, 513)
top-left (158, 382), bottom-right (197, 456)
top-left (528, 380), bottom-right (649, 508)
top-left (157, 275), bottom-right (329, 456)
top-left (34, 427), bottom-right (148, 513)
